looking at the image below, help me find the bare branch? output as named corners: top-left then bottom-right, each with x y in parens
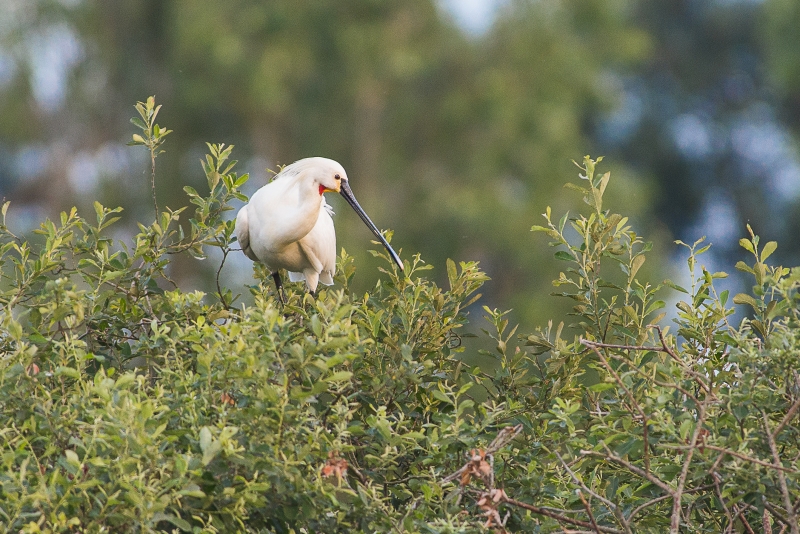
top-left (577, 490), bottom-right (602, 534)
top-left (500, 496), bottom-right (624, 534)
top-left (773, 395), bottom-right (800, 442)
top-left (581, 340), bottom-right (651, 474)
top-left (625, 484), bottom-right (716, 525)
top-left (583, 327), bottom-right (714, 395)
top-left (762, 410), bottom-right (800, 534)
top-left (628, 493), bottom-right (672, 523)
top-left (555, 451), bottom-right (633, 534)
top-left (657, 443), bottom-right (799, 474)
top-left (671, 403), bottom-right (708, 533)
top-left (580, 448), bottom-right (673, 495)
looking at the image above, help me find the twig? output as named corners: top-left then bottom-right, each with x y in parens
top-left (555, 451), bottom-right (633, 534)
top-left (216, 247), bottom-right (231, 309)
top-left (659, 443), bottom-right (798, 473)
top-left (618, 482), bottom-right (711, 529)
top-left (627, 493), bottom-right (672, 523)
top-left (762, 410), bottom-right (800, 534)
top-left (602, 349), bottom-right (702, 406)
top-left (584, 328), bottom-right (711, 394)
top-left (712, 455), bottom-right (735, 534)
top-left (580, 448), bottom-right (673, 494)
top-left (441, 424), bottom-right (522, 484)
top-left (773, 395), bottom-right (800, 441)
top-left (577, 491), bottom-right (601, 534)
top-left (150, 146), bottom-right (159, 217)
top-left (500, 496), bottom-right (623, 534)
top-left (732, 505), bottom-right (757, 534)
top-left (671, 403), bottom-right (708, 533)
top-left (582, 340), bottom-right (651, 474)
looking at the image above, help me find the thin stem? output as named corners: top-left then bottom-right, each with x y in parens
top-left (773, 395), bottom-right (800, 441)
top-left (577, 490), bottom-right (602, 534)
top-left (659, 444), bottom-right (798, 473)
top-left (150, 146), bottom-right (159, 217)
top-left (555, 452), bottom-right (633, 534)
top-left (671, 403), bottom-right (708, 533)
top-left (216, 247), bottom-right (230, 309)
top-left (763, 410), bottom-right (800, 534)
top-left (500, 496), bottom-right (624, 534)
top-left (580, 448), bottom-right (673, 495)
top-left (582, 340), bottom-right (651, 474)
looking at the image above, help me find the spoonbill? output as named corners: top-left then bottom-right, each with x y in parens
top-left (235, 157), bottom-right (404, 302)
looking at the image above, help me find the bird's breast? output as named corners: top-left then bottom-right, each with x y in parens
top-left (247, 181), bottom-right (323, 248)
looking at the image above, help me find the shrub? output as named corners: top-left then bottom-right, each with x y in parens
top-left (1, 100), bottom-right (798, 533)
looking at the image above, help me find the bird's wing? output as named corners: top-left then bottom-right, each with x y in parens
top-left (235, 207), bottom-right (259, 262)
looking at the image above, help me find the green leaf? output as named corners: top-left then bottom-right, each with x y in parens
top-left (760, 241), bottom-right (777, 263)
top-left (446, 258), bottom-right (458, 289)
top-left (199, 427), bottom-right (212, 454)
top-left (7, 319), bottom-right (22, 341)
top-left (114, 373), bottom-right (136, 390)
top-left (629, 254), bottom-right (645, 280)
top-left (558, 211), bottom-right (569, 234)
top-left (65, 449), bottom-right (80, 467)
top-left (732, 293), bottom-right (758, 310)
top-left (564, 182), bottom-right (587, 195)
top-left (739, 238), bottom-right (755, 254)
top-left (325, 371), bottom-right (353, 382)
top-left (664, 279), bottom-right (688, 294)
top-left (431, 389), bottom-right (452, 405)
top-left (588, 382), bottom-right (616, 392)
top-left (56, 366), bottom-right (81, 380)
top-left (152, 514), bottom-right (192, 532)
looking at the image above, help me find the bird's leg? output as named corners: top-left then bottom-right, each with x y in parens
top-left (272, 271), bottom-right (287, 305)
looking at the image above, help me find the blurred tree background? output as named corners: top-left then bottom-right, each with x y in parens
top-left (1, 0), bottom-right (799, 328)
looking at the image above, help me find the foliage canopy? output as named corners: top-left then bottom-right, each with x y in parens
top-left (1, 101), bottom-right (799, 533)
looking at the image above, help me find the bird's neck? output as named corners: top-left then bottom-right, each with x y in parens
top-left (272, 178), bottom-right (324, 245)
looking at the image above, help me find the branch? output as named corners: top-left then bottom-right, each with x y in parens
top-left (733, 505), bottom-right (757, 534)
top-left (555, 451), bottom-right (633, 534)
top-left (657, 443), bottom-right (799, 474)
top-left (441, 424), bottom-right (522, 484)
top-left (671, 403), bottom-right (708, 533)
top-left (582, 329), bottom-right (711, 394)
top-left (580, 448), bottom-right (673, 495)
top-left (500, 496), bottom-right (623, 534)
top-left (582, 340), bottom-right (651, 474)
top-left (773, 395), bottom-right (800, 441)
top-left (626, 484), bottom-right (715, 526)
top-left (763, 410), bottom-right (800, 534)
top-left (738, 501), bottom-right (789, 531)
top-left (578, 490), bottom-right (602, 534)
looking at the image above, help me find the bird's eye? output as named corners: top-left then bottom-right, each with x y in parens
top-left (334, 174), bottom-right (341, 180)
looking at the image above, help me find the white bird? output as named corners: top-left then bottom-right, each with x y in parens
top-left (235, 157), bottom-right (404, 302)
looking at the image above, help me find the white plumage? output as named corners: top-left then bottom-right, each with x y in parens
top-left (236, 157), bottom-right (403, 300)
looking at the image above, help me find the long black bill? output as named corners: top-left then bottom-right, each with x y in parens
top-left (340, 181), bottom-right (404, 271)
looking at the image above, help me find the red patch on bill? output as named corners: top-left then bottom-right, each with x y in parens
top-left (319, 184), bottom-right (326, 195)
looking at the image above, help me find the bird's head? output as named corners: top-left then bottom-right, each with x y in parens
top-left (304, 157), bottom-right (347, 196)
top-left (294, 157), bottom-right (404, 272)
